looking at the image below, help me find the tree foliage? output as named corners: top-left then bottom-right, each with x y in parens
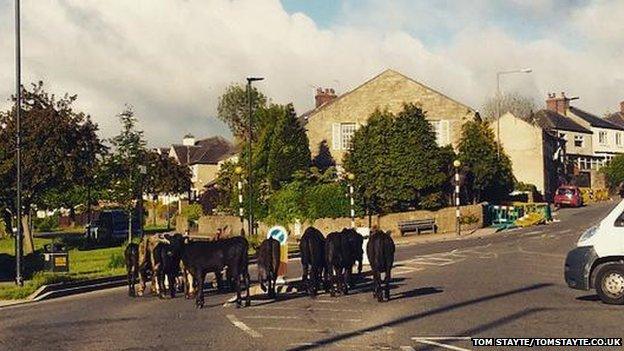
top-left (0, 82), bottom-right (106, 251)
top-left (217, 83), bottom-right (267, 141)
top-left (601, 154), bottom-right (624, 189)
top-left (344, 104), bottom-right (449, 213)
top-left (481, 92), bottom-right (536, 122)
top-left (457, 120), bottom-right (515, 203)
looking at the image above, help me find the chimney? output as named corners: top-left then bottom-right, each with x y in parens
top-left (183, 134), bottom-right (195, 146)
top-left (546, 92), bottom-right (572, 116)
top-left (315, 87), bottom-right (337, 108)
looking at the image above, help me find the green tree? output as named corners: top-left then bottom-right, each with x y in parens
top-left (457, 120), bottom-right (515, 203)
top-left (0, 82), bottom-right (106, 252)
top-left (601, 154), bottom-right (624, 189)
top-left (217, 84), bottom-right (267, 141)
top-left (344, 104), bottom-right (448, 213)
top-left (101, 106), bottom-right (148, 223)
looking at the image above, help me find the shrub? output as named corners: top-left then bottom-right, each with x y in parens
top-left (107, 252), bottom-right (125, 269)
top-left (181, 203), bottom-right (203, 222)
top-left (34, 213), bottom-right (60, 232)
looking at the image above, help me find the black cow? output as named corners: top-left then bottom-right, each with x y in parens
top-left (343, 228), bottom-right (364, 284)
top-left (325, 228), bottom-right (359, 296)
top-left (257, 237), bottom-right (280, 298)
top-left (124, 243), bottom-right (140, 297)
top-left (299, 226), bottom-right (327, 296)
top-left (366, 229), bottom-right (395, 302)
top-left (182, 236), bottom-right (251, 308)
top-left (153, 233), bottom-right (185, 299)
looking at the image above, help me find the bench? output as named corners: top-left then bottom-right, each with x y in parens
top-left (398, 218), bottom-right (436, 236)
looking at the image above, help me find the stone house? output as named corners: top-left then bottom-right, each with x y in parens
top-left (301, 69), bottom-right (477, 166)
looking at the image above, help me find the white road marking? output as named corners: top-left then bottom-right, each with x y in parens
top-left (411, 337), bottom-right (473, 351)
top-left (518, 247), bottom-right (566, 259)
top-left (226, 314), bottom-right (262, 338)
top-left (316, 299), bottom-right (338, 304)
top-left (400, 346), bottom-right (416, 351)
top-left (244, 315), bottom-right (362, 322)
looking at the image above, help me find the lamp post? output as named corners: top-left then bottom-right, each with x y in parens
top-left (496, 68), bottom-right (532, 158)
top-left (138, 165), bottom-right (147, 238)
top-left (14, 0), bottom-right (23, 286)
top-left (347, 173), bottom-right (355, 228)
top-left (453, 159), bottom-right (461, 236)
top-left (246, 77), bottom-right (264, 237)
top-left (234, 166), bottom-right (244, 232)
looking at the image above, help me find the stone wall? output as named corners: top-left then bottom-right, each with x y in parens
top-left (184, 204), bottom-right (484, 239)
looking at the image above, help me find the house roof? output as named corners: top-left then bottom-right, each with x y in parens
top-left (569, 106), bottom-right (624, 130)
top-left (605, 112), bottom-right (624, 128)
top-left (533, 110), bottom-right (592, 134)
top-left (299, 69), bottom-right (475, 123)
top-left (170, 136), bottom-right (233, 165)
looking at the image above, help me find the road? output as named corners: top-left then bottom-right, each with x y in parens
top-left (1, 201), bottom-right (622, 351)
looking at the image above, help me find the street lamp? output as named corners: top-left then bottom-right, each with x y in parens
top-left (246, 76), bottom-right (264, 237)
top-left (138, 165), bottom-right (147, 238)
top-left (347, 172), bottom-right (355, 228)
top-left (496, 68), bottom-right (532, 158)
top-left (14, 0), bottom-right (23, 287)
top-left (234, 165), bottom-right (244, 231)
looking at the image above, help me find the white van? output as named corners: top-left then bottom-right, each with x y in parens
top-left (565, 200), bottom-right (624, 304)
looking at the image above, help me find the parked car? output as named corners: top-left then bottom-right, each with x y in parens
top-left (86, 209), bottom-right (140, 242)
top-left (554, 185), bottom-right (582, 208)
top-left (564, 200), bottom-right (624, 304)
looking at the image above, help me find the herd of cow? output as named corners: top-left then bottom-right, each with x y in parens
top-left (124, 226), bottom-right (396, 309)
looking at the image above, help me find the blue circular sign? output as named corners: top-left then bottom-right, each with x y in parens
top-left (267, 225), bottom-right (288, 245)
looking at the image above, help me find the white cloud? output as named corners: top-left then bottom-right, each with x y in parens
top-left (0, 0), bottom-right (623, 147)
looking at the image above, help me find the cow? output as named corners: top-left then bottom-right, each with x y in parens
top-left (366, 229), bottom-right (395, 302)
top-left (343, 228), bottom-right (364, 284)
top-left (182, 236), bottom-right (251, 308)
top-left (124, 243), bottom-right (140, 297)
top-left (136, 233), bottom-right (172, 296)
top-left (299, 226), bottom-right (327, 297)
top-left (325, 229), bottom-right (360, 296)
top-left (257, 237), bottom-right (280, 298)
top-left (153, 233), bottom-right (185, 299)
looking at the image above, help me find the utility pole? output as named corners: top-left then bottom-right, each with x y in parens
top-left (15, 0), bottom-right (23, 287)
top-left (453, 160), bottom-right (461, 236)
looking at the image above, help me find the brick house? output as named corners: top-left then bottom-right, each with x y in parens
top-left (301, 69), bottom-right (477, 166)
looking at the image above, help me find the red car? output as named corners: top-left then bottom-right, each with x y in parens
top-left (554, 185), bottom-right (583, 208)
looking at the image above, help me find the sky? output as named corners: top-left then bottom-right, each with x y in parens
top-left (0, 0), bottom-right (623, 146)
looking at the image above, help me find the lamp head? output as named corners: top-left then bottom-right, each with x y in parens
top-left (521, 68), bottom-right (532, 73)
top-left (347, 172), bottom-right (355, 181)
top-left (246, 77), bottom-right (264, 83)
top-left (453, 160), bottom-right (462, 168)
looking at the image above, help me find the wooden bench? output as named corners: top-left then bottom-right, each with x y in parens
top-left (398, 218), bottom-right (436, 236)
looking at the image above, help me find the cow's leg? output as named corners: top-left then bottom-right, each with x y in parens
top-left (137, 264), bottom-right (147, 297)
top-left (158, 267), bottom-right (167, 299)
top-left (357, 259), bottom-right (363, 276)
top-left (343, 267), bottom-right (351, 295)
top-left (372, 269), bottom-right (381, 301)
top-left (168, 271), bottom-right (176, 298)
top-left (308, 265), bottom-right (317, 297)
top-left (195, 268), bottom-right (205, 309)
top-left (384, 268), bottom-right (391, 302)
top-left (127, 266), bottom-right (135, 297)
top-left (245, 271), bottom-right (251, 307)
top-left (184, 269), bottom-right (194, 299)
top-left (232, 268), bottom-right (242, 308)
top-left (302, 263), bottom-right (310, 294)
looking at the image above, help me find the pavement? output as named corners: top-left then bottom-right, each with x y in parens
top-left (0, 201), bottom-right (622, 351)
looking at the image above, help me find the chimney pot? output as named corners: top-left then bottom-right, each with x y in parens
top-left (546, 92), bottom-right (572, 116)
top-left (314, 87), bottom-right (337, 108)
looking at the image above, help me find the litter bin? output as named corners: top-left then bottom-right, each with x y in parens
top-left (43, 243), bottom-right (69, 273)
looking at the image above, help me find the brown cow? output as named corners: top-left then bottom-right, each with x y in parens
top-left (136, 233), bottom-right (172, 296)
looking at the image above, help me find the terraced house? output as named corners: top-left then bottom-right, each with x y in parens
top-left (301, 69), bottom-right (477, 167)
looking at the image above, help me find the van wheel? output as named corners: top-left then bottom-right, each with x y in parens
top-left (595, 264), bottom-right (624, 305)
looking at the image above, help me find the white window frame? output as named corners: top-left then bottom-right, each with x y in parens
top-left (617, 132), bottom-right (622, 146)
top-left (599, 131), bottom-right (607, 145)
top-left (431, 120), bottom-right (451, 147)
top-left (332, 122), bottom-right (357, 151)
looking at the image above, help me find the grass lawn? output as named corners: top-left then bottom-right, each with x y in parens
top-left (0, 236), bottom-right (125, 300)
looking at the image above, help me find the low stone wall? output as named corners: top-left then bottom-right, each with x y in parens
top-left (183, 203), bottom-right (485, 239)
